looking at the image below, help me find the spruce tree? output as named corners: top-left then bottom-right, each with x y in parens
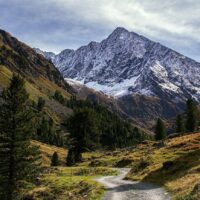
top-left (51, 152), bottom-right (59, 166)
top-left (186, 99), bottom-right (198, 132)
top-left (0, 74), bottom-right (41, 200)
top-left (66, 148), bottom-right (76, 166)
top-left (155, 118), bottom-right (166, 141)
top-left (176, 114), bottom-right (185, 133)
top-left (53, 90), bottom-right (65, 104)
top-left (37, 97), bottom-right (45, 112)
top-left (66, 108), bottom-right (100, 165)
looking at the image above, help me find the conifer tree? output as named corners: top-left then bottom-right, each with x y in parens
top-left (53, 90), bottom-right (65, 104)
top-left (65, 97), bottom-right (150, 149)
top-left (155, 118), bottom-right (166, 141)
top-left (186, 99), bottom-right (198, 132)
top-left (37, 97), bottom-right (45, 112)
top-left (66, 108), bottom-right (100, 165)
top-left (51, 152), bottom-right (59, 166)
top-left (66, 148), bottom-right (76, 166)
top-left (0, 74), bottom-right (41, 200)
top-left (176, 114), bottom-right (185, 133)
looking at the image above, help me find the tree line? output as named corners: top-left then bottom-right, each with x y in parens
top-left (64, 96), bottom-right (151, 165)
top-left (50, 97), bottom-right (200, 167)
top-left (154, 98), bottom-right (200, 141)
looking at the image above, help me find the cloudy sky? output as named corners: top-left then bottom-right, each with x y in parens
top-left (0, 0), bottom-right (200, 61)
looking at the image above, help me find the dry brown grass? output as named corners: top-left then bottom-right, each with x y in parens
top-left (125, 133), bottom-right (200, 199)
top-left (31, 140), bottom-right (67, 166)
top-left (0, 65), bottom-right (72, 124)
top-left (0, 65), bottom-right (13, 88)
top-left (32, 133), bottom-right (200, 199)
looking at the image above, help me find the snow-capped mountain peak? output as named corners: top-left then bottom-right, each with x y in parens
top-left (35, 27), bottom-right (200, 102)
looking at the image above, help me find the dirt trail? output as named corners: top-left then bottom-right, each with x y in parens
top-left (96, 168), bottom-right (171, 200)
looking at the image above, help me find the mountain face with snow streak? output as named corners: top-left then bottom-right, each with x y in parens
top-left (36, 27), bottom-right (200, 101)
top-left (35, 27), bottom-right (200, 128)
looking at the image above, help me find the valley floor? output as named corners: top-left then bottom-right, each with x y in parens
top-left (29, 132), bottom-right (200, 200)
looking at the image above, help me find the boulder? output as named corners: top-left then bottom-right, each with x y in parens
top-left (162, 161), bottom-right (174, 170)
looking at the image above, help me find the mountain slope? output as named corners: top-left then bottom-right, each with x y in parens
top-left (36, 27), bottom-right (200, 128)
top-left (0, 29), bottom-right (73, 123)
top-left (0, 29), bottom-right (72, 91)
top-left (0, 29), bottom-right (150, 142)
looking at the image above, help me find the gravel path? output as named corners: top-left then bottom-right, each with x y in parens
top-left (96, 168), bottom-right (171, 200)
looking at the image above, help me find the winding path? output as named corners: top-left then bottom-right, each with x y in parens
top-left (96, 168), bottom-right (171, 200)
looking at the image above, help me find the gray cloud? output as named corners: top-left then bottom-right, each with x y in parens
top-left (0, 0), bottom-right (199, 61)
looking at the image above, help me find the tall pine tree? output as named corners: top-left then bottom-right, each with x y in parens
top-left (155, 118), bottom-right (166, 141)
top-left (176, 114), bottom-right (185, 133)
top-left (66, 108), bottom-right (100, 165)
top-left (0, 74), bottom-right (41, 200)
top-left (51, 152), bottom-right (59, 166)
top-left (186, 99), bottom-right (198, 132)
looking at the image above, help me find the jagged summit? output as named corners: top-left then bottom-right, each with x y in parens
top-left (109, 27), bottom-right (129, 37)
top-left (113, 27), bottom-right (128, 32)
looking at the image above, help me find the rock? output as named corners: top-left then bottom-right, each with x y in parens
top-left (167, 133), bottom-right (183, 139)
top-left (141, 141), bottom-right (150, 145)
top-left (138, 159), bottom-right (149, 169)
top-left (89, 160), bottom-right (104, 167)
top-left (162, 161), bottom-right (174, 170)
top-left (156, 141), bottom-right (166, 148)
top-left (191, 183), bottom-right (200, 195)
top-left (115, 158), bottom-right (132, 167)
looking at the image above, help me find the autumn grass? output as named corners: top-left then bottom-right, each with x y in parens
top-left (0, 65), bottom-right (13, 87)
top-left (31, 140), bottom-right (68, 166)
top-left (124, 133), bottom-right (200, 200)
top-left (0, 65), bottom-right (72, 124)
top-left (22, 167), bottom-right (118, 200)
top-left (32, 133), bottom-right (200, 200)
top-left (64, 133), bottom-right (200, 200)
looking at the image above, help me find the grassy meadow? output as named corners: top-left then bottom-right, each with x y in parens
top-left (30, 132), bottom-right (200, 200)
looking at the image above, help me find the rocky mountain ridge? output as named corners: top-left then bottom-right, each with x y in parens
top-left (35, 27), bottom-right (200, 102)
top-left (35, 27), bottom-right (200, 128)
